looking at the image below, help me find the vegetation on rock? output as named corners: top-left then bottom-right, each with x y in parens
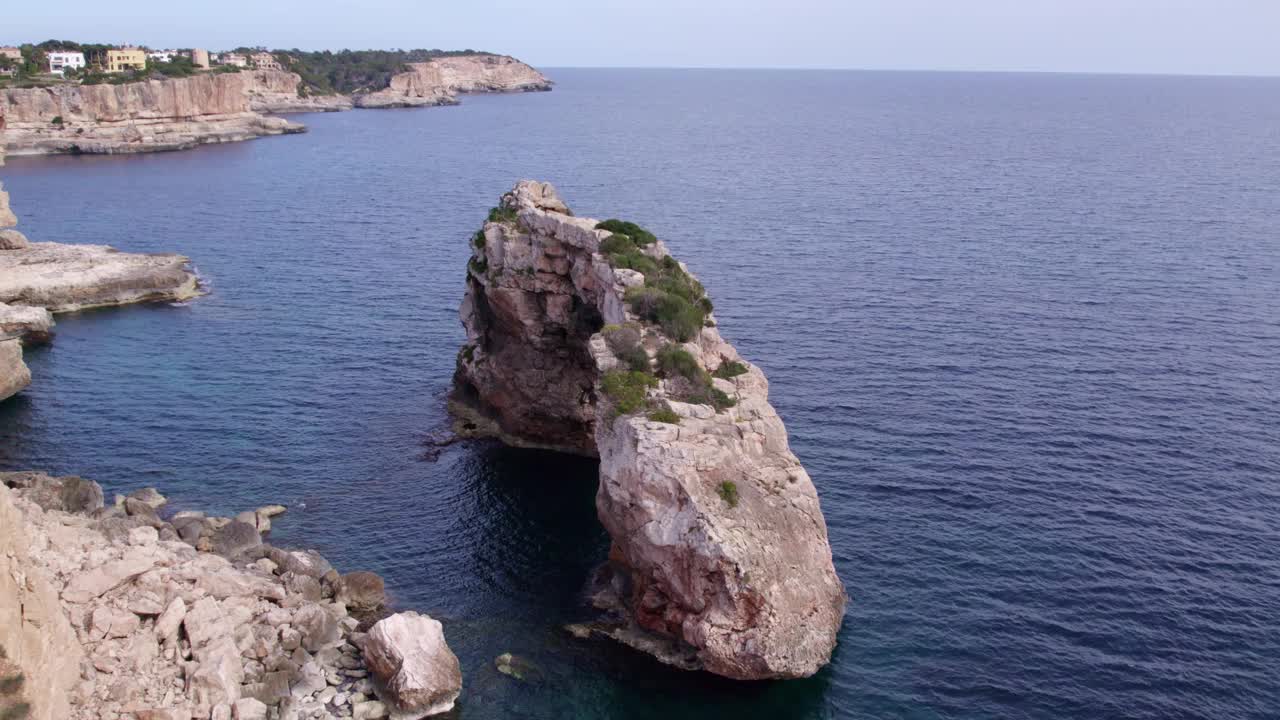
top-left (712, 360), bottom-right (749, 380)
top-left (647, 404), bottom-right (681, 425)
top-left (601, 370), bottom-right (658, 415)
top-left (716, 480), bottom-right (740, 508)
top-left (487, 205), bottom-right (518, 224)
top-left (277, 48), bottom-right (491, 96)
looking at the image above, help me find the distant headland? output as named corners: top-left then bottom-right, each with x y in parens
top-left (0, 42), bottom-right (551, 156)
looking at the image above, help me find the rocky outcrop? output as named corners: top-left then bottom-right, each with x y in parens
top-left (0, 126), bottom-right (199, 401)
top-left (353, 54), bottom-right (550, 108)
top-left (0, 471), bottom-right (433, 720)
top-left (0, 72), bottom-right (304, 156)
top-left (0, 241), bottom-right (199, 312)
top-left (453, 182), bottom-right (846, 680)
top-left (246, 70), bottom-right (353, 114)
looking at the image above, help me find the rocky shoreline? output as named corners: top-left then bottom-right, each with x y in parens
top-left (0, 54), bottom-right (550, 156)
top-left (453, 182), bottom-right (846, 680)
top-left (0, 136), bottom-right (201, 401)
top-left (0, 473), bottom-right (462, 720)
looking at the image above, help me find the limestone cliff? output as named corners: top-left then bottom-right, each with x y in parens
top-left (1, 72), bottom-right (304, 156)
top-left (453, 182), bottom-right (846, 680)
top-left (0, 483), bottom-right (83, 720)
top-left (354, 54), bottom-right (551, 108)
top-left (246, 70), bottom-right (353, 114)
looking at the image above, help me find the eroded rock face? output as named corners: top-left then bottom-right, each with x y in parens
top-left (0, 484), bottom-right (82, 720)
top-left (0, 303), bottom-right (52, 401)
top-left (454, 181), bottom-right (846, 679)
top-left (246, 70), bottom-right (354, 114)
top-left (0, 73), bottom-right (304, 156)
top-left (354, 54), bottom-right (551, 108)
top-left (0, 241), bottom-right (199, 312)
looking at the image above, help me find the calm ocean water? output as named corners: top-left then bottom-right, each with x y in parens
top-left (2, 69), bottom-right (1280, 719)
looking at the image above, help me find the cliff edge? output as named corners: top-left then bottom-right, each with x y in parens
top-left (354, 54), bottom-right (551, 109)
top-left (1, 72), bottom-right (304, 156)
top-left (453, 181), bottom-right (846, 680)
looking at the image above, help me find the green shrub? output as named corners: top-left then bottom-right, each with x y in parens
top-left (712, 360), bottom-right (748, 380)
top-left (0, 671), bottom-right (24, 694)
top-left (596, 219), bottom-right (656, 246)
top-left (625, 286), bottom-right (705, 343)
top-left (654, 293), bottom-right (705, 342)
top-left (487, 205), bottom-right (518, 224)
top-left (599, 234), bottom-right (634, 256)
top-left (716, 481), bottom-right (739, 508)
top-left (50, 115), bottom-right (63, 126)
top-left (609, 249), bottom-right (659, 276)
top-left (601, 370), bottom-right (657, 415)
top-left (472, 230), bottom-right (486, 249)
top-left (0, 701), bottom-right (31, 720)
top-left (686, 385), bottom-right (737, 412)
top-left (656, 344), bottom-right (703, 381)
top-left (647, 405), bottom-right (681, 424)
top-left (469, 255), bottom-right (488, 275)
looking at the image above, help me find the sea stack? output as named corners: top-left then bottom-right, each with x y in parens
top-left (453, 181), bottom-right (846, 680)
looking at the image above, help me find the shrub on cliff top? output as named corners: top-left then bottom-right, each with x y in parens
top-left (656, 343), bottom-right (704, 382)
top-left (604, 324), bottom-right (650, 373)
top-left (596, 219), bottom-right (657, 246)
top-left (601, 370), bottom-right (658, 415)
top-left (488, 205), bottom-right (518, 224)
top-left (712, 360), bottom-right (749, 380)
top-left (647, 405), bottom-right (681, 425)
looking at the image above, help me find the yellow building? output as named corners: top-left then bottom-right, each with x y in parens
top-left (106, 48), bottom-right (147, 73)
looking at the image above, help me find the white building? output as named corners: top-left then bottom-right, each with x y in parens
top-left (47, 51), bottom-right (86, 75)
top-left (147, 50), bottom-right (176, 64)
top-left (218, 53), bottom-right (248, 68)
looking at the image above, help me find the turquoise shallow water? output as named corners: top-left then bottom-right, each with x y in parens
top-left (2, 69), bottom-right (1280, 719)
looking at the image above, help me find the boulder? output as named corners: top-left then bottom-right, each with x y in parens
top-left (1, 472), bottom-right (104, 514)
top-left (232, 697), bottom-right (268, 720)
top-left (337, 571), bottom-right (386, 612)
top-left (292, 604), bottom-right (340, 652)
top-left (127, 486), bottom-right (168, 509)
top-left (212, 520), bottom-right (261, 557)
top-left (0, 229), bottom-right (29, 250)
top-left (358, 612), bottom-right (461, 717)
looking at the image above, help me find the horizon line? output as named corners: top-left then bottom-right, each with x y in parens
top-left (535, 64), bottom-right (1280, 80)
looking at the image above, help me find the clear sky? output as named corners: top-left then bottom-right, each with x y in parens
top-left (6, 0), bottom-right (1280, 76)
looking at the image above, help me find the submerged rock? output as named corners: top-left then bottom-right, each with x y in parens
top-left (453, 181), bottom-right (847, 680)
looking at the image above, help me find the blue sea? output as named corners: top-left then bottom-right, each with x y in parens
top-left (2, 69), bottom-right (1279, 719)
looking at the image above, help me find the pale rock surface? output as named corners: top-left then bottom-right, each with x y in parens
top-left (1, 73), bottom-right (304, 156)
top-left (0, 241), bottom-right (199, 312)
top-left (246, 70), bottom-right (353, 114)
top-left (0, 228), bottom-right (27, 249)
top-left (0, 181), bottom-right (15, 228)
top-left (0, 337), bottom-right (29, 401)
top-left (0, 472), bottom-right (397, 720)
top-left (354, 54), bottom-right (550, 108)
top-left (0, 484), bottom-right (83, 720)
top-left (358, 612), bottom-right (462, 718)
top-left (454, 181), bottom-right (847, 679)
